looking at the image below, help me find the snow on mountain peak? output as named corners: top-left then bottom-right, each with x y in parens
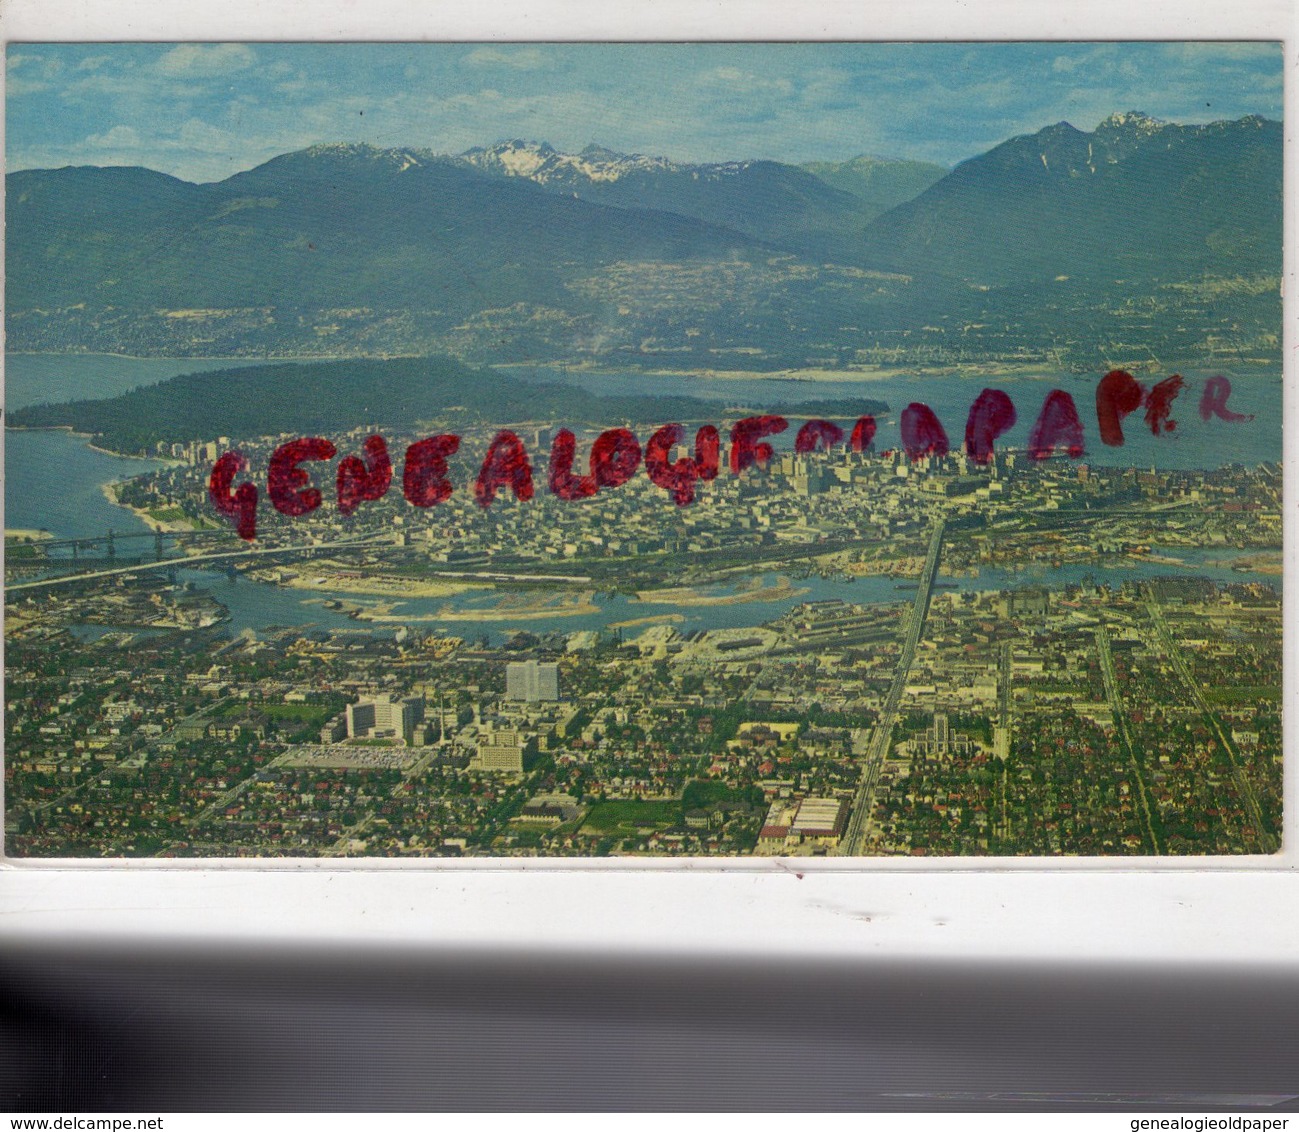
top-left (457, 140), bottom-right (707, 185)
top-left (300, 142), bottom-right (433, 172)
top-left (1096, 111), bottom-right (1166, 134)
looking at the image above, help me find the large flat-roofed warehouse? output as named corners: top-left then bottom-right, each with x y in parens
top-left (789, 797), bottom-right (848, 846)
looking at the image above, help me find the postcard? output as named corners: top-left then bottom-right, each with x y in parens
top-left (2, 40), bottom-right (1284, 861)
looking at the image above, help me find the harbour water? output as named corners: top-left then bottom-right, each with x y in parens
top-left (5, 354), bottom-right (1282, 643)
top-left (5, 353), bottom-right (251, 412)
top-left (4, 428), bottom-right (164, 538)
top-left (510, 365), bottom-right (1283, 472)
top-left (7, 352), bottom-right (1283, 470)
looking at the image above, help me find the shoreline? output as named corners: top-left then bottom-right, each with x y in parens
top-left (6, 351), bottom-right (336, 363)
top-left (636, 577), bottom-right (809, 606)
top-left (501, 361), bottom-right (1041, 384)
top-left (608, 613), bottom-right (686, 630)
top-left (88, 440), bottom-right (179, 465)
top-left (98, 482), bottom-right (197, 533)
top-left (258, 568), bottom-right (480, 599)
top-left (358, 606), bottom-right (602, 624)
top-left (9, 427), bottom-right (195, 537)
top-left (357, 591), bottom-right (602, 623)
top-left (8, 423), bottom-right (180, 465)
top-left (504, 360), bottom-right (1282, 384)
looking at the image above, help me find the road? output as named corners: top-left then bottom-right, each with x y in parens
top-left (1094, 625), bottom-right (1162, 855)
top-left (995, 641), bottom-right (1012, 841)
top-left (1143, 598), bottom-right (1275, 853)
top-left (997, 640), bottom-right (1012, 759)
top-left (839, 518), bottom-right (945, 856)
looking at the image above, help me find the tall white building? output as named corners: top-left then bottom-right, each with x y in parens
top-left (471, 728), bottom-right (537, 774)
top-left (346, 694), bottom-right (424, 742)
top-left (506, 659), bottom-right (559, 702)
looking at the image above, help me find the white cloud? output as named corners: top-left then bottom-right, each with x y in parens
top-left (462, 46), bottom-right (547, 70)
top-left (179, 118), bottom-right (239, 152)
top-left (60, 71), bottom-right (157, 99)
top-left (275, 74), bottom-right (323, 96)
top-left (1051, 45), bottom-right (1119, 75)
top-left (156, 43), bottom-right (256, 78)
top-left (6, 76), bottom-right (50, 96)
top-left (85, 124), bottom-right (142, 150)
top-left (1165, 42), bottom-right (1280, 63)
top-left (697, 65), bottom-right (794, 97)
top-left (7, 51), bottom-right (66, 91)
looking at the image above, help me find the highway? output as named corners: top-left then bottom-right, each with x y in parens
top-left (839, 518), bottom-right (945, 856)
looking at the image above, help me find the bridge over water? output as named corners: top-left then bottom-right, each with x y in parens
top-left (4, 535), bottom-right (387, 594)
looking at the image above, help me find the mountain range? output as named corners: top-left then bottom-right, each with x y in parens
top-left (8, 149), bottom-right (763, 313)
top-left (456, 140), bottom-right (945, 257)
top-left (857, 112), bottom-right (1282, 284)
top-left (5, 113), bottom-right (1282, 367)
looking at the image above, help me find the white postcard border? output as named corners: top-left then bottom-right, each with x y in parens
top-left (0, 0), bottom-right (1294, 962)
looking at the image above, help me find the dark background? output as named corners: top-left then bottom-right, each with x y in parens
top-left (4, 941), bottom-right (1298, 1111)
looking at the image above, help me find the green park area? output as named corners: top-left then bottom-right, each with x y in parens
top-left (580, 799), bottom-right (680, 836)
top-left (578, 780), bottom-right (756, 838)
top-left (261, 703), bottom-right (336, 723)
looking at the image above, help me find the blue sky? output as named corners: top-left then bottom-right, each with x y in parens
top-left (5, 41), bottom-right (1284, 182)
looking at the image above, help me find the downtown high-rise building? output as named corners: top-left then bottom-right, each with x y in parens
top-left (346, 694), bottom-right (425, 741)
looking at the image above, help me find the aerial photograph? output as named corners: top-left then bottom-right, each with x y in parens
top-left (2, 41), bottom-right (1283, 859)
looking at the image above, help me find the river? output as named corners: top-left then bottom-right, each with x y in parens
top-left (189, 558), bottom-right (1279, 647)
